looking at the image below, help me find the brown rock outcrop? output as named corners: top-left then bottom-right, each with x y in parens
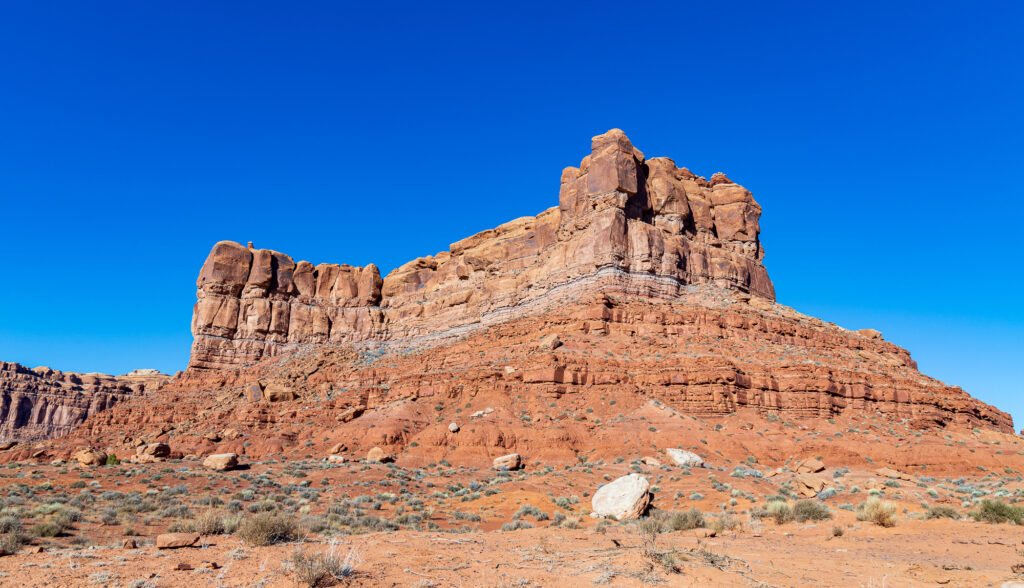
top-left (189, 129), bottom-right (773, 369)
top-left (0, 362), bottom-right (167, 442)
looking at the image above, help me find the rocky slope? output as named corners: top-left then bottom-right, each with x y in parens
top-left (0, 362), bottom-right (167, 442)
top-left (190, 129), bottom-right (773, 369)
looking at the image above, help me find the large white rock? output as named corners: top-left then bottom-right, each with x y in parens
top-left (666, 448), bottom-right (704, 468)
top-left (591, 474), bottom-right (650, 520)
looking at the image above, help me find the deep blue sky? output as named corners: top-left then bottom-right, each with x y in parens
top-left (1, 2), bottom-right (1021, 428)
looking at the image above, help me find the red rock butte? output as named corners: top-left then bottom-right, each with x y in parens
top-left (4, 129), bottom-right (1012, 465)
top-left (190, 129), bottom-right (774, 370)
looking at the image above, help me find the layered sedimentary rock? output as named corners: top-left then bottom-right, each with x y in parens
top-left (0, 362), bottom-right (167, 441)
top-left (190, 129), bottom-right (773, 369)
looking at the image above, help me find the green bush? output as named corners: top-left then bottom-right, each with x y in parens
top-left (924, 505), bottom-right (959, 520)
top-left (969, 500), bottom-right (1023, 525)
top-left (793, 500), bottom-right (832, 522)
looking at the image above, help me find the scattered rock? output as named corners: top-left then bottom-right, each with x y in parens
top-left (796, 473), bottom-right (828, 497)
top-left (591, 473), bottom-right (650, 520)
top-left (246, 382), bottom-right (263, 402)
top-left (448, 422), bottom-right (460, 433)
top-left (139, 443), bottom-right (170, 458)
top-left (0, 441), bottom-right (15, 451)
top-left (156, 533), bottom-right (200, 549)
top-left (329, 442), bottom-right (347, 454)
top-left (665, 448), bottom-right (703, 468)
top-left (122, 538), bottom-right (137, 549)
top-left (263, 383), bottom-right (297, 402)
top-left (72, 447), bottom-right (107, 467)
top-left (202, 453), bottom-right (239, 471)
top-left (327, 455), bottom-right (346, 464)
top-left (366, 447), bottom-right (392, 463)
top-left (175, 562), bottom-right (193, 571)
top-left (537, 333), bottom-right (562, 350)
top-left (795, 458), bottom-right (826, 474)
top-left (493, 453), bottom-right (521, 470)
top-left (642, 456), bottom-right (661, 466)
top-left (203, 431), bottom-right (221, 442)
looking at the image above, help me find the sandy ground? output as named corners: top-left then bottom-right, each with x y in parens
top-left (2, 516), bottom-right (1023, 587)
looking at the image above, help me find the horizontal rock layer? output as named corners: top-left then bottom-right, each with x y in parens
top-left (0, 363), bottom-right (167, 441)
top-left (190, 129), bottom-right (774, 369)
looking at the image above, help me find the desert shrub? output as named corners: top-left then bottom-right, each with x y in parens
top-left (654, 508), bottom-right (704, 531)
top-left (105, 455), bottom-right (120, 466)
top-left (969, 499), bottom-right (1023, 525)
top-left (710, 513), bottom-right (740, 533)
top-left (856, 498), bottom-right (897, 527)
top-left (290, 542), bottom-right (360, 587)
top-left (766, 501), bottom-right (792, 524)
top-left (500, 520), bottom-right (534, 532)
top-left (793, 500), bottom-right (832, 522)
top-left (236, 512), bottom-right (300, 545)
top-left (188, 510), bottom-right (227, 535)
top-left (924, 505), bottom-right (959, 520)
top-left (831, 525), bottom-right (844, 537)
top-left (512, 505), bottom-right (548, 521)
top-left (0, 516), bottom-right (20, 534)
top-left (29, 519), bottom-right (67, 537)
top-left (0, 532), bottom-right (27, 556)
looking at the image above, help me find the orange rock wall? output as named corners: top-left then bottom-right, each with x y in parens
top-left (190, 130), bottom-right (774, 369)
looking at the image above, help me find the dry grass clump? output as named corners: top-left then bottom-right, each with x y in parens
top-left (236, 512), bottom-right (301, 545)
top-left (924, 505), bottom-right (959, 520)
top-left (290, 542), bottom-right (361, 587)
top-left (856, 498), bottom-right (897, 527)
top-left (764, 500), bottom-right (791, 524)
top-left (0, 531), bottom-right (28, 556)
top-left (645, 508), bottom-right (705, 532)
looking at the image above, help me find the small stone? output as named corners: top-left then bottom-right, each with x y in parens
top-left (122, 538), bottom-right (137, 549)
top-left (493, 453), bottom-right (522, 470)
top-left (366, 447), bottom-right (392, 463)
top-left (665, 448), bottom-right (703, 468)
top-left (448, 422), bottom-right (460, 433)
top-left (795, 458), bottom-right (826, 474)
top-left (537, 333), bottom-right (562, 350)
top-left (327, 455), bottom-right (346, 464)
top-left (202, 453), bottom-right (239, 471)
top-left (157, 533), bottom-right (200, 549)
top-left (642, 456), bottom-right (661, 467)
top-left (72, 447), bottom-right (107, 467)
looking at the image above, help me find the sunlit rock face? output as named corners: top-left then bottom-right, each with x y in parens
top-left (189, 129), bottom-right (773, 370)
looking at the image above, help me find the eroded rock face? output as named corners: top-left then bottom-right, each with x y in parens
top-left (189, 129), bottom-right (774, 369)
top-left (0, 362), bottom-right (167, 442)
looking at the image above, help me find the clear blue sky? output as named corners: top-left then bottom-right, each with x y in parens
top-left (1, 2), bottom-right (1021, 428)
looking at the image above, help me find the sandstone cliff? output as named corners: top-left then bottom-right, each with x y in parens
top-left (190, 129), bottom-right (773, 369)
top-left (18, 128), bottom-right (1013, 472)
top-left (0, 362), bottom-right (167, 442)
